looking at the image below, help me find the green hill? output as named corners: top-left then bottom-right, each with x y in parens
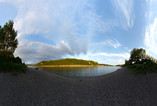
top-left (36, 58), bottom-right (99, 66)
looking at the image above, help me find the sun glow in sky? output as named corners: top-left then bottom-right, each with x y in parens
top-left (0, 0), bottom-right (157, 65)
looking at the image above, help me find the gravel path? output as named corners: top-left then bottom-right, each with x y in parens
top-left (0, 67), bottom-right (157, 106)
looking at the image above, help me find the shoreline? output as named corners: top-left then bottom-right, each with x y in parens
top-left (29, 65), bottom-right (112, 67)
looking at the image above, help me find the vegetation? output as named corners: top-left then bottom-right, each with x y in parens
top-left (125, 48), bottom-right (157, 74)
top-left (36, 58), bottom-right (99, 66)
top-left (0, 20), bottom-right (27, 74)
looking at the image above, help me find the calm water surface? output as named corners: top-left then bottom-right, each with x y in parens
top-left (30, 66), bottom-right (121, 77)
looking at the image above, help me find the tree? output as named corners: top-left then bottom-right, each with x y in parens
top-left (127, 48), bottom-right (146, 65)
top-left (0, 20), bottom-right (18, 53)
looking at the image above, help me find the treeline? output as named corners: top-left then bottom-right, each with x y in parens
top-left (0, 20), bottom-right (27, 74)
top-left (36, 58), bottom-right (99, 66)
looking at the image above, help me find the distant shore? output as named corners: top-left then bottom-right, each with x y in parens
top-left (0, 67), bottom-right (157, 105)
top-left (30, 65), bottom-right (110, 67)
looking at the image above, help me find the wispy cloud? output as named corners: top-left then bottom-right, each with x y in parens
top-left (92, 39), bottom-right (121, 49)
top-left (144, 0), bottom-right (157, 57)
top-left (90, 39), bottom-right (129, 54)
top-left (90, 52), bottom-right (129, 59)
top-left (111, 0), bottom-right (135, 30)
top-left (144, 18), bottom-right (157, 57)
top-left (104, 39), bottom-right (121, 48)
top-left (68, 52), bottom-right (130, 65)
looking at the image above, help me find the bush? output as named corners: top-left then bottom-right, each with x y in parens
top-left (127, 60), bottom-right (157, 74)
top-left (0, 51), bottom-right (27, 73)
top-left (0, 62), bottom-right (27, 73)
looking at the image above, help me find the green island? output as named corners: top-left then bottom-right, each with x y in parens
top-left (33, 58), bottom-right (111, 67)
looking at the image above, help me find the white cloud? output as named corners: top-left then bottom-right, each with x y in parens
top-left (67, 52), bottom-right (129, 65)
top-left (0, 0), bottom-right (131, 64)
top-left (103, 58), bottom-right (124, 65)
top-left (104, 39), bottom-right (121, 48)
top-left (14, 40), bottom-right (74, 64)
top-left (0, 0), bottom-right (99, 61)
top-left (111, 0), bottom-right (135, 30)
top-left (144, 18), bottom-right (157, 57)
top-left (91, 52), bottom-right (130, 59)
top-left (91, 39), bottom-right (125, 53)
top-left (144, 0), bottom-right (157, 58)
top-left (93, 39), bottom-right (121, 49)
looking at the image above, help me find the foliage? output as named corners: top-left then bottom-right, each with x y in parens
top-left (0, 50), bottom-right (27, 73)
top-left (125, 48), bottom-right (157, 74)
top-left (0, 20), bottom-right (18, 53)
top-left (0, 20), bottom-right (27, 73)
top-left (126, 48), bottom-right (146, 65)
top-left (36, 58), bottom-right (99, 66)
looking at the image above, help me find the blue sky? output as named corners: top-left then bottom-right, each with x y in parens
top-left (0, 0), bottom-right (157, 65)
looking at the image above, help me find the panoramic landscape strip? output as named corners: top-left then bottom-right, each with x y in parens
top-left (1, 0), bottom-right (157, 104)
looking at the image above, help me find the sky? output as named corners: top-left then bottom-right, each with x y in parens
top-left (0, 0), bottom-right (157, 65)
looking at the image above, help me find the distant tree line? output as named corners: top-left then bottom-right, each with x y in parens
top-left (36, 58), bottom-right (99, 66)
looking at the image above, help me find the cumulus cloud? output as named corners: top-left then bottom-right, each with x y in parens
top-left (14, 41), bottom-right (74, 64)
top-left (111, 0), bottom-right (135, 30)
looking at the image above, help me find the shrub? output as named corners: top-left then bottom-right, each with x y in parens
top-left (0, 51), bottom-right (27, 73)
